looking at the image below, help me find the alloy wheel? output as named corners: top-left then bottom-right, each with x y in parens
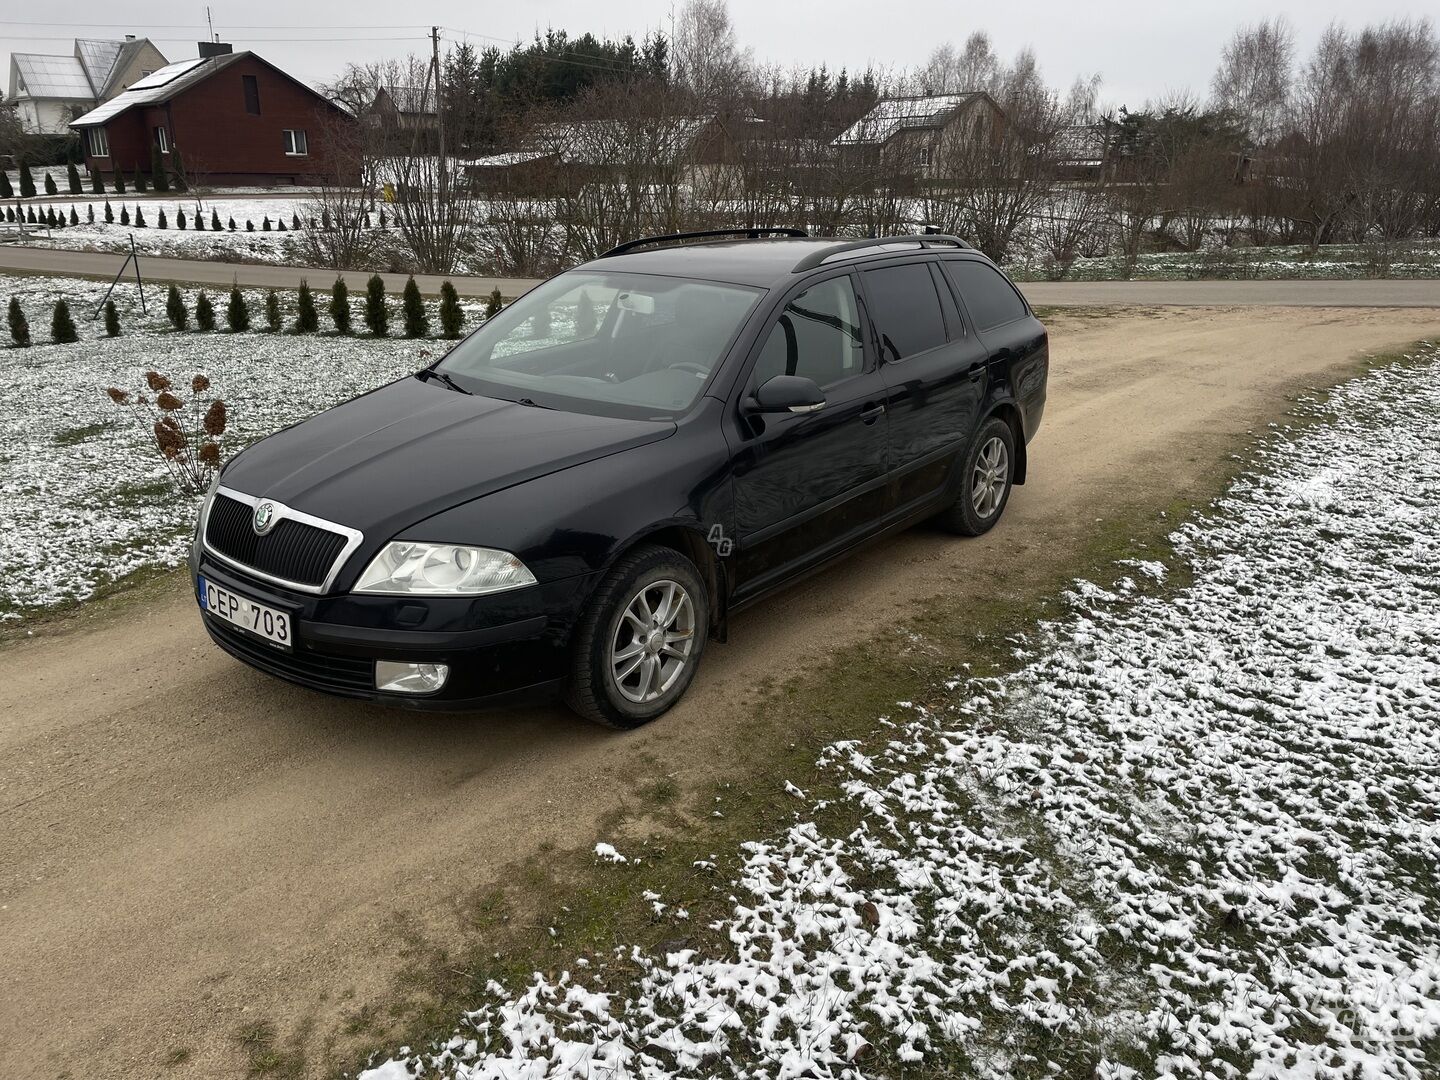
top-left (610, 579), bottom-right (696, 704)
top-left (971, 436), bottom-right (1009, 518)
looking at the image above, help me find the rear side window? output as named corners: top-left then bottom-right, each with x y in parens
top-left (946, 260), bottom-right (1028, 331)
top-left (861, 263), bottom-right (947, 362)
top-left (752, 276), bottom-right (865, 390)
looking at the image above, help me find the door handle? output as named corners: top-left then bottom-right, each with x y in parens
top-left (858, 402), bottom-right (886, 423)
top-left (966, 361), bottom-right (987, 380)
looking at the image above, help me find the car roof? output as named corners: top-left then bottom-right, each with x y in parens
top-left (574, 237), bottom-right (983, 289)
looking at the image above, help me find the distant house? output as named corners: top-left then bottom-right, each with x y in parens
top-left (465, 113), bottom-right (754, 196)
top-left (7, 36), bottom-right (168, 135)
top-left (832, 93), bottom-right (1005, 185)
top-left (70, 44), bottom-right (357, 186)
top-left (369, 85), bottom-right (438, 135)
top-left (1049, 124), bottom-right (1113, 181)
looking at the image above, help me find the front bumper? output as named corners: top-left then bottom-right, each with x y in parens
top-left (193, 553), bottom-right (598, 710)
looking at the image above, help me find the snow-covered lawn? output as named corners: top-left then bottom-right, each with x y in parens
top-left (361, 344), bottom-right (1440, 1079)
top-left (0, 273), bottom-right (442, 619)
top-left (1007, 240), bottom-right (1440, 282)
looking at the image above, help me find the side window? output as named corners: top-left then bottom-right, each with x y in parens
top-left (752, 276), bottom-right (865, 390)
top-left (946, 260), bottom-right (1028, 331)
top-left (861, 263), bottom-right (947, 362)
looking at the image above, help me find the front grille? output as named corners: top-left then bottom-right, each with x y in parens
top-left (207, 618), bottom-right (376, 693)
top-left (206, 493), bottom-right (348, 589)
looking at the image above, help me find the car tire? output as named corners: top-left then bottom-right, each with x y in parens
top-left (937, 417), bottom-right (1016, 537)
top-left (565, 544), bottom-right (709, 729)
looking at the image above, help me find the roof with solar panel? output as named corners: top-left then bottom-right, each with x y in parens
top-left (70, 53), bottom-right (246, 127)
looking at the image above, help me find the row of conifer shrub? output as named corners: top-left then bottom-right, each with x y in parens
top-left (5, 202), bottom-right (394, 233)
top-left (6, 279), bottom-right (504, 346)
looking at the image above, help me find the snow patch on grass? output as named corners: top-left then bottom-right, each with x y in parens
top-left (361, 342), bottom-right (1440, 1079)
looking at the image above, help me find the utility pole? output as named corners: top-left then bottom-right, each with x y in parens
top-left (431, 26), bottom-right (446, 207)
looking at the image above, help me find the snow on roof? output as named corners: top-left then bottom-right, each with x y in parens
top-left (70, 54), bottom-right (237, 127)
top-left (12, 53), bottom-right (94, 100)
top-left (75, 39), bottom-right (123, 95)
top-left (1052, 124), bottom-right (1110, 165)
top-left (127, 57), bottom-right (208, 91)
top-left (832, 93), bottom-right (987, 146)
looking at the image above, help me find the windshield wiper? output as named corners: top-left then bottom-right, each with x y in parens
top-left (420, 369), bottom-right (471, 394)
top-left (513, 397), bottom-right (550, 409)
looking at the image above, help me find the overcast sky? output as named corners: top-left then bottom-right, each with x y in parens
top-left (4, 1), bottom-right (1437, 108)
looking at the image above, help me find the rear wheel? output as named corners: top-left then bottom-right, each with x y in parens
top-left (937, 417), bottom-right (1016, 536)
top-left (565, 545), bottom-right (709, 729)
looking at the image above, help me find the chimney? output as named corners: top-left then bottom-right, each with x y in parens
top-left (198, 41), bottom-right (233, 58)
top-left (125, 34), bottom-right (135, 41)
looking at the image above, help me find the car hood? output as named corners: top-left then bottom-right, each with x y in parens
top-left (221, 376), bottom-right (675, 540)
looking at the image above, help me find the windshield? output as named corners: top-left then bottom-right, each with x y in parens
top-left (436, 271), bottom-right (764, 419)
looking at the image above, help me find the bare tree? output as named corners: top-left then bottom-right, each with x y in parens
top-left (1212, 17), bottom-right (1295, 147)
top-left (673, 0), bottom-right (753, 104)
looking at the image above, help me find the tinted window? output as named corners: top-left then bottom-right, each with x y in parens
top-left (946, 260), bottom-right (1028, 331)
top-left (862, 263), bottom-right (947, 362)
top-left (753, 277), bottom-right (865, 390)
top-left (243, 75), bottom-right (261, 115)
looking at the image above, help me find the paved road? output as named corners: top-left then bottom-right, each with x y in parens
top-left (1, 244), bottom-right (1439, 306)
top-left (0, 245), bottom-right (538, 299)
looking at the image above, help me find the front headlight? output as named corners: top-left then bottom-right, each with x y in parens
top-left (353, 542), bottom-right (537, 596)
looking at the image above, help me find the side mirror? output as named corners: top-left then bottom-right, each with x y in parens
top-left (748, 375), bottom-right (826, 415)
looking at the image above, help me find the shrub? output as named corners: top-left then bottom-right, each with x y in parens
top-left (66, 162), bottom-right (81, 194)
top-left (264, 290), bottom-right (281, 332)
top-left (51, 298), bottom-right (78, 344)
top-left (134, 206), bottom-right (146, 228)
top-left (294, 280), bottom-right (318, 333)
top-left (0, 171), bottom-right (11, 198)
top-left (329, 277), bottom-right (351, 334)
top-left (19, 163), bottom-right (36, 198)
top-left (171, 147), bottom-right (187, 192)
top-left (103, 299), bottom-right (121, 337)
top-left (439, 281), bottom-right (464, 339)
top-left (8, 297), bottom-right (30, 347)
top-left (105, 371), bottom-right (227, 494)
top-left (262, 216), bottom-right (272, 232)
top-left (227, 217), bottom-right (236, 231)
top-left (364, 273), bottom-right (388, 336)
top-left (114, 170), bottom-right (125, 194)
top-left (176, 208), bottom-right (186, 230)
top-left (151, 144), bottom-right (169, 192)
top-left (211, 210), bottom-right (221, 231)
top-left (46, 207), bottom-right (57, 227)
top-left (45, 172), bottom-right (58, 195)
top-left (120, 206), bottom-right (130, 226)
top-left (195, 291), bottom-right (216, 331)
top-left (277, 220), bottom-right (287, 232)
top-left (291, 213), bottom-right (301, 230)
top-left (104, 200), bottom-right (114, 224)
top-left (25, 207), bottom-right (35, 224)
top-left (402, 276), bottom-right (428, 338)
top-left (166, 284), bottom-right (188, 331)
top-left (378, 208), bottom-right (387, 229)
top-left (194, 210), bottom-right (205, 231)
top-left (245, 219), bottom-right (254, 232)
top-left (484, 287), bottom-right (503, 319)
top-left (69, 207), bottom-right (79, 226)
top-left (157, 208), bottom-right (167, 229)
top-left (133, 165), bottom-right (146, 193)
top-left (226, 285), bottom-right (250, 332)
top-left (90, 169), bottom-right (103, 194)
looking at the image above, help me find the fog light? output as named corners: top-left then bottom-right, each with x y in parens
top-left (375, 661), bottom-right (449, 694)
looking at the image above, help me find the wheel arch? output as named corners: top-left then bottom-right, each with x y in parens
top-left (601, 522), bottom-right (728, 642)
top-left (984, 401), bottom-right (1027, 484)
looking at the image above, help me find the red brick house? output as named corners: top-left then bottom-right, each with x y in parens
top-left (70, 44), bottom-right (356, 186)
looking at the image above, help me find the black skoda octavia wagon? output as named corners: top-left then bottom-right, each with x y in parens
top-left (191, 231), bottom-right (1048, 727)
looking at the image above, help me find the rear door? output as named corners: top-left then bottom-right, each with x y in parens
top-left (861, 259), bottom-right (987, 511)
top-left (727, 271), bottom-right (891, 598)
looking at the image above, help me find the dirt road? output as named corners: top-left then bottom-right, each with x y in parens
top-left (4, 306), bottom-right (1439, 1077)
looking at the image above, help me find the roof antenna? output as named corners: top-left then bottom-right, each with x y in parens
top-left (206, 6), bottom-right (217, 43)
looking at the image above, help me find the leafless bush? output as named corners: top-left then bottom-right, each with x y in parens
top-left (106, 372), bottom-right (227, 495)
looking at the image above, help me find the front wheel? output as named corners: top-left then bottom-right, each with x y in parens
top-left (565, 545), bottom-right (709, 729)
top-left (937, 417), bottom-right (1016, 536)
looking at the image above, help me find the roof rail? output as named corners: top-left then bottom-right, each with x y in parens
top-left (790, 234), bottom-right (971, 273)
top-left (599, 228), bottom-right (809, 259)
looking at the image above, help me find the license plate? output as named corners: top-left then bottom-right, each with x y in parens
top-left (198, 575), bottom-right (292, 649)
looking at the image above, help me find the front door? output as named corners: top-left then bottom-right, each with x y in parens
top-left (728, 272), bottom-right (890, 598)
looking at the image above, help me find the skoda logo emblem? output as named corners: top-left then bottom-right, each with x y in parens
top-left (253, 501), bottom-right (277, 535)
